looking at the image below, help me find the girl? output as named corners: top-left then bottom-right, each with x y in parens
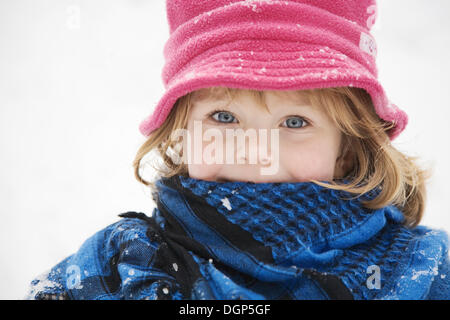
top-left (27, 0), bottom-right (449, 300)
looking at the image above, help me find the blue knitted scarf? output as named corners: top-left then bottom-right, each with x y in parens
top-left (149, 175), bottom-right (407, 299)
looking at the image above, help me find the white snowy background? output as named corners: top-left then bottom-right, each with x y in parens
top-left (0, 0), bottom-right (449, 299)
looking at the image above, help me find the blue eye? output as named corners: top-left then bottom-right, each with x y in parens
top-left (211, 111), bottom-right (237, 123)
top-left (283, 116), bottom-right (307, 128)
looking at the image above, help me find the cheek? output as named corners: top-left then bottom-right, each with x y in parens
top-left (185, 125), bottom-right (225, 181)
top-left (281, 138), bottom-right (340, 181)
top-left (188, 163), bottom-right (223, 181)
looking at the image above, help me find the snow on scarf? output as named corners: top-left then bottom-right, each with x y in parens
top-left (26, 175), bottom-right (450, 300)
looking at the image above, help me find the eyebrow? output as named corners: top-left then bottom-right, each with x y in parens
top-left (194, 95), bottom-right (319, 117)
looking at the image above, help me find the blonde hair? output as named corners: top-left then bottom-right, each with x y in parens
top-left (133, 87), bottom-right (432, 228)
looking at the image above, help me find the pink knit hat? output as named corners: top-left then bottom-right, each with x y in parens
top-left (139, 0), bottom-right (408, 140)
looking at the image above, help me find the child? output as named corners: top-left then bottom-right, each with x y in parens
top-left (27, 0), bottom-right (449, 300)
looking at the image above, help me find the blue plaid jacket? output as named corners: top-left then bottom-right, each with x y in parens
top-left (26, 176), bottom-right (450, 300)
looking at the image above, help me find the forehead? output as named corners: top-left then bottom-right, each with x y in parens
top-left (190, 87), bottom-right (312, 106)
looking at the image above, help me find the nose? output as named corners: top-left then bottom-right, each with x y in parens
top-left (236, 137), bottom-right (272, 166)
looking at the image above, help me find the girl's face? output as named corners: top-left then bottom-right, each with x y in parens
top-left (185, 90), bottom-right (344, 183)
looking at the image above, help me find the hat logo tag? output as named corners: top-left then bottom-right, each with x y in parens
top-left (359, 32), bottom-right (377, 57)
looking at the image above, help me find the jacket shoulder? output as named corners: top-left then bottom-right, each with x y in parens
top-left (376, 225), bottom-right (450, 300)
top-left (25, 211), bottom-right (167, 300)
top-left (411, 226), bottom-right (450, 300)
